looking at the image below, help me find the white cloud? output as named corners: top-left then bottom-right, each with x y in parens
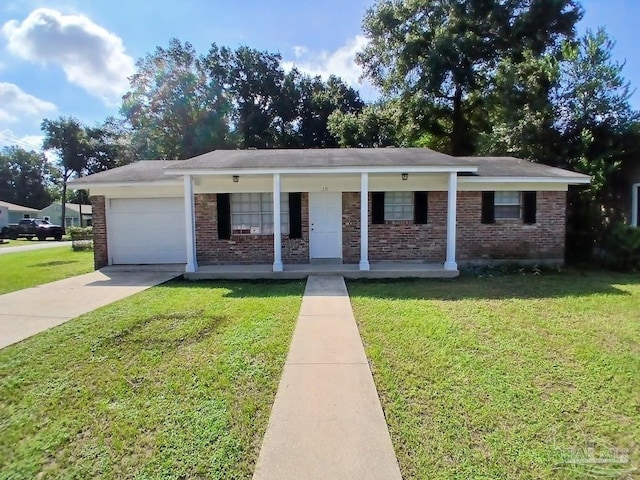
top-left (2, 8), bottom-right (135, 105)
top-left (283, 35), bottom-right (377, 97)
top-left (0, 82), bottom-right (56, 123)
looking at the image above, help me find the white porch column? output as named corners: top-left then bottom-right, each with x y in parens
top-left (444, 171), bottom-right (458, 271)
top-left (359, 172), bottom-right (370, 271)
top-left (273, 173), bottom-right (283, 272)
top-left (183, 174), bottom-right (197, 273)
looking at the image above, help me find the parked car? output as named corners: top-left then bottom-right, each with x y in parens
top-left (6, 219), bottom-right (64, 241)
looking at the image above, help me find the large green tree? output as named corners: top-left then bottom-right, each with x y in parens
top-left (0, 146), bottom-right (54, 209)
top-left (357, 0), bottom-right (583, 155)
top-left (555, 29), bottom-right (640, 258)
top-left (41, 117), bottom-right (122, 227)
top-left (122, 39), bottom-right (231, 159)
top-left (328, 102), bottom-right (398, 147)
top-left (294, 72), bottom-right (365, 147)
top-left (122, 40), bottom-right (366, 155)
top-left (556, 28), bottom-right (639, 193)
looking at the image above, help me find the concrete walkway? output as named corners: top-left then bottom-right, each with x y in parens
top-left (0, 266), bottom-right (181, 349)
top-left (0, 240), bottom-right (72, 255)
top-left (253, 275), bottom-right (402, 480)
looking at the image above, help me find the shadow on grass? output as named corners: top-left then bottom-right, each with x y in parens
top-left (90, 311), bottom-right (230, 354)
top-left (30, 260), bottom-right (79, 267)
top-left (155, 278), bottom-right (307, 299)
top-left (346, 270), bottom-right (638, 301)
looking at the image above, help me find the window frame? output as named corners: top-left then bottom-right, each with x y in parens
top-left (230, 192), bottom-right (289, 236)
top-left (494, 191), bottom-right (522, 220)
top-left (383, 191), bottom-right (414, 221)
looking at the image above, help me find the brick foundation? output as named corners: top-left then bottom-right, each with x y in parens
top-left (90, 195), bottom-right (108, 269)
top-left (194, 193), bottom-right (309, 265)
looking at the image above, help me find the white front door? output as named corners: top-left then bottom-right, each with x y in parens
top-left (309, 192), bottom-right (342, 259)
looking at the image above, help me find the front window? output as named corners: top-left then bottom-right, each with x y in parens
top-left (231, 193), bottom-right (289, 235)
top-left (384, 191), bottom-right (413, 220)
top-left (494, 191), bottom-right (521, 219)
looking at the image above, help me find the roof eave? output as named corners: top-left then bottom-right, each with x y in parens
top-left (67, 180), bottom-right (183, 189)
top-left (460, 176), bottom-right (591, 185)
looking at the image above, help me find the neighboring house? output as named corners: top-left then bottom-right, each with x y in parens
top-left (39, 202), bottom-right (93, 228)
top-left (70, 148), bottom-right (590, 277)
top-left (0, 200), bottom-right (40, 223)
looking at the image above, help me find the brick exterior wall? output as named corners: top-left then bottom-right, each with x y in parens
top-left (457, 191), bottom-right (566, 261)
top-left (194, 193), bottom-right (309, 265)
top-left (90, 195), bottom-right (108, 269)
top-left (95, 190), bottom-right (565, 268)
top-left (342, 192), bottom-right (360, 263)
top-left (342, 192), bottom-right (448, 263)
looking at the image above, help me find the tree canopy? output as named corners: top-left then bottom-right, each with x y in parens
top-left (357, 0), bottom-right (583, 155)
top-left (0, 147), bottom-right (54, 209)
top-left (121, 39), bottom-right (365, 158)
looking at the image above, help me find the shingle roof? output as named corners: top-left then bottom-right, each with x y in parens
top-left (459, 156), bottom-right (588, 179)
top-left (68, 149), bottom-right (590, 185)
top-left (42, 203), bottom-right (93, 215)
top-left (0, 200), bottom-right (40, 211)
top-left (70, 160), bottom-right (183, 186)
top-left (165, 147), bottom-right (472, 170)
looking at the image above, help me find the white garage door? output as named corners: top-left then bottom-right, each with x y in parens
top-left (108, 198), bottom-right (186, 264)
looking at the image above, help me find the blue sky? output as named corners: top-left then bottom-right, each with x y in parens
top-left (0, 0), bottom-right (638, 151)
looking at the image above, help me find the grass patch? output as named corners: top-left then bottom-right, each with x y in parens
top-left (0, 246), bottom-right (93, 294)
top-left (0, 239), bottom-right (28, 248)
top-left (0, 279), bottom-right (304, 479)
top-left (348, 272), bottom-right (640, 479)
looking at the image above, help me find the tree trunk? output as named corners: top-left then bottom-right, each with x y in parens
top-left (451, 83), bottom-right (465, 156)
top-left (79, 200), bottom-right (83, 228)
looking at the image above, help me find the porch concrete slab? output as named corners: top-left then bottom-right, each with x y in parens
top-left (186, 261), bottom-right (459, 280)
top-left (252, 275), bottom-right (402, 480)
top-left (0, 267), bottom-right (181, 349)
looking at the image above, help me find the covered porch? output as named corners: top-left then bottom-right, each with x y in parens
top-left (177, 169), bottom-right (471, 276)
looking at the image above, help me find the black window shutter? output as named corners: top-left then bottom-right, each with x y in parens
top-left (371, 192), bottom-right (385, 224)
top-left (289, 193), bottom-right (302, 238)
top-left (414, 191), bottom-right (428, 224)
top-left (481, 191), bottom-right (495, 224)
top-left (523, 191), bottom-right (537, 224)
top-left (217, 193), bottom-right (231, 239)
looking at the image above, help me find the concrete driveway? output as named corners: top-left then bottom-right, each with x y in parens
top-left (0, 265), bottom-right (182, 349)
top-left (0, 240), bottom-right (73, 255)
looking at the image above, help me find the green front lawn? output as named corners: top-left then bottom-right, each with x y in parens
top-left (0, 246), bottom-right (93, 294)
top-left (348, 272), bottom-right (640, 479)
top-left (0, 280), bottom-right (304, 479)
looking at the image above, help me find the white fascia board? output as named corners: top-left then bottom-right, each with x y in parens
top-left (163, 165), bottom-right (479, 176)
top-left (68, 180), bottom-right (183, 190)
top-left (459, 176), bottom-right (591, 185)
